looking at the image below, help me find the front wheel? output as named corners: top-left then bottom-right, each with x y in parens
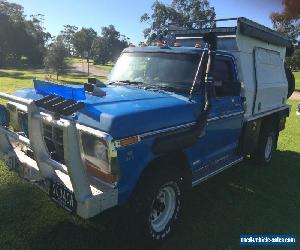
top-left (131, 167), bottom-right (185, 244)
top-left (148, 181), bottom-right (181, 240)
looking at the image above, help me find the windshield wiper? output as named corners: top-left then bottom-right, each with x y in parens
top-left (145, 84), bottom-right (187, 93)
top-left (109, 80), bottom-right (145, 85)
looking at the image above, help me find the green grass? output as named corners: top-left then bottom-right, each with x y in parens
top-left (0, 68), bottom-right (107, 104)
top-left (0, 71), bottom-right (300, 249)
top-left (294, 71), bottom-right (300, 90)
top-left (93, 63), bottom-right (114, 71)
top-left (66, 57), bottom-right (93, 64)
top-left (0, 69), bottom-right (88, 93)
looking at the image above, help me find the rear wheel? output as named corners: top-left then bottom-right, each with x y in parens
top-left (252, 127), bottom-right (277, 164)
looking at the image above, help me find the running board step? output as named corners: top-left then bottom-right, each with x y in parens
top-left (192, 155), bottom-right (243, 187)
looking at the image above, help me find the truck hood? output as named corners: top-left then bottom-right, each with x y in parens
top-left (14, 85), bottom-right (201, 139)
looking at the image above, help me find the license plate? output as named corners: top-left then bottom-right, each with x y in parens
top-left (50, 182), bottom-right (77, 212)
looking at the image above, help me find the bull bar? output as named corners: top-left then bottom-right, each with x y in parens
top-left (0, 92), bottom-right (118, 219)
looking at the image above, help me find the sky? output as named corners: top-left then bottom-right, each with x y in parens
top-left (13, 0), bottom-right (284, 44)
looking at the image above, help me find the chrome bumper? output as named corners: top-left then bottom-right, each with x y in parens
top-left (0, 92), bottom-right (118, 219)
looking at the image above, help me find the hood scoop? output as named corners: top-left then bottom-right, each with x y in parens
top-left (35, 94), bottom-right (85, 117)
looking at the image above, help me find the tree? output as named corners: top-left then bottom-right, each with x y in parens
top-left (0, 1), bottom-right (50, 67)
top-left (44, 38), bottom-right (68, 80)
top-left (72, 27), bottom-right (97, 57)
top-left (91, 37), bottom-right (111, 65)
top-left (60, 25), bottom-right (78, 56)
top-left (140, 0), bottom-right (215, 43)
top-left (286, 47), bottom-right (300, 70)
top-left (91, 25), bottom-right (129, 64)
top-left (270, 0), bottom-right (300, 42)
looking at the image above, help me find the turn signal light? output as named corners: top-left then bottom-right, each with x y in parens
top-left (119, 136), bottom-right (140, 147)
top-left (86, 162), bottom-right (118, 183)
top-left (174, 42), bottom-right (181, 47)
top-left (195, 43), bottom-right (201, 48)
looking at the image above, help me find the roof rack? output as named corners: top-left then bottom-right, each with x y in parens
top-left (168, 17), bottom-right (292, 47)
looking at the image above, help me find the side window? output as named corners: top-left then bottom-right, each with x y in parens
top-left (213, 58), bottom-right (235, 97)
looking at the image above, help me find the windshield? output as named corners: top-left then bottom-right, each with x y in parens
top-left (109, 52), bottom-right (201, 92)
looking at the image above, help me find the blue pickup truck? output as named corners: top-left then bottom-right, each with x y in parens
top-left (0, 18), bottom-right (294, 243)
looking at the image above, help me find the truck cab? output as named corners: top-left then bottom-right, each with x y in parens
top-left (0, 17), bottom-right (294, 243)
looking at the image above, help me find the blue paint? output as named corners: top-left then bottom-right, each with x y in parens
top-left (33, 80), bottom-right (86, 100)
top-left (12, 46), bottom-right (245, 206)
top-left (15, 85), bottom-right (201, 139)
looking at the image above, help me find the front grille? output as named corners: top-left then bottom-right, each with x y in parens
top-left (18, 111), bottom-right (29, 137)
top-left (43, 123), bottom-right (65, 164)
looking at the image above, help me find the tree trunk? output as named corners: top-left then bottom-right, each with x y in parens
top-left (56, 72), bottom-right (58, 80)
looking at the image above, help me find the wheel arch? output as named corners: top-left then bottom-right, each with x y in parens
top-left (129, 150), bottom-right (192, 201)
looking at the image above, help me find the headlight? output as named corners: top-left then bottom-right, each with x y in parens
top-left (80, 132), bottom-right (119, 183)
top-left (94, 141), bottom-right (108, 163)
top-left (81, 133), bottom-right (109, 172)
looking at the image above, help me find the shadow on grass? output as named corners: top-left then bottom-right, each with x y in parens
top-left (0, 71), bottom-right (31, 80)
top-left (0, 150), bottom-right (299, 249)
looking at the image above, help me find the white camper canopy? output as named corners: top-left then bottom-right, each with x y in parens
top-left (172, 17), bottom-right (291, 118)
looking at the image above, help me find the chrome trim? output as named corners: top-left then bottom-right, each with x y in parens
top-left (0, 92), bottom-right (32, 106)
top-left (207, 111), bottom-right (244, 122)
top-left (76, 123), bottom-right (119, 186)
top-left (76, 123), bottom-right (110, 139)
top-left (192, 157), bottom-right (243, 187)
top-left (114, 111), bottom-right (244, 147)
top-left (139, 122), bottom-right (196, 139)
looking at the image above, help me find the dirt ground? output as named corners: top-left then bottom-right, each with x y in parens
top-left (70, 62), bottom-right (109, 77)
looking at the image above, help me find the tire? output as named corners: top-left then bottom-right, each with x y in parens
top-left (285, 65), bottom-right (295, 98)
top-left (252, 127), bottom-right (277, 165)
top-left (130, 166), bottom-right (185, 245)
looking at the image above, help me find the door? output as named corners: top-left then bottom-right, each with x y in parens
top-left (189, 55), bottom-right (244, 174)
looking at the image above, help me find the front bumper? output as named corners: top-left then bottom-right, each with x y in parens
top-left (0, 92), bottom-right (118, 219)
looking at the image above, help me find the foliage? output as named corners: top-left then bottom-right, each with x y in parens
top-left (270, 0), bottom-right (300, 43)
top-left (71, 27), bottom-right (97, 57)
top-left (294, 71), bottom-right (300, 90)
top-left (0, 1), bottom-right (50, 67)
top-left (91, 25), bottom-right (129, 65)
top-left (140, 0), bottom-right (215, 43)
top-left (59, 25), bottom-right (78, 56)
top-left (286, 48), bottom-right (300, 70)
top-left (44, 38), bottom-right (69, 80)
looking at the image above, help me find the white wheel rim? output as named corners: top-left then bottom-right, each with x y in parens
top-left (265, 135), bottom-right (273, 160)
top-left (150, 185), bottom-right (176, 233)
